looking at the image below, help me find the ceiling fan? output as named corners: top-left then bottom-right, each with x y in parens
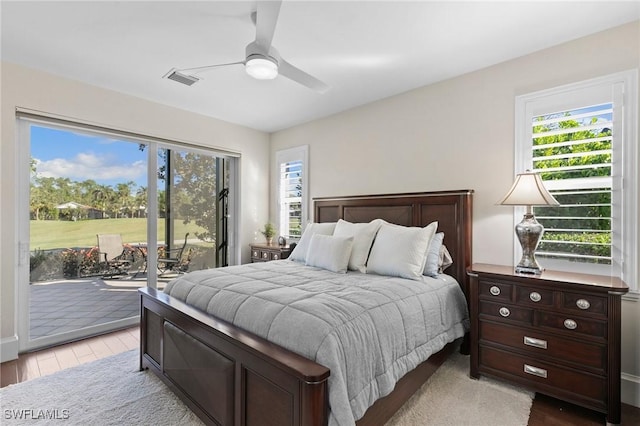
top-left (164, 1), bottom-right (329, 93)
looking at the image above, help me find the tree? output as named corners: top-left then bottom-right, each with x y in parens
top-left (115, 181), bottom-right (136, 218)
top-left (134, 186), bottom-right (148, 218)
top-left (170, 152), bottom-right (218, 243)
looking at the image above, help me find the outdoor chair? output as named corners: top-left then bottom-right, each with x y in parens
top-left (97, 234), bottom-right (132, 278)
top-left (157, 232), bottom-right (191, 275)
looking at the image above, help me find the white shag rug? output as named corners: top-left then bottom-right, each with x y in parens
top-left (0, 349), bottom-right (532, 425)
top-left (386, 351), bottom-right (533, 425)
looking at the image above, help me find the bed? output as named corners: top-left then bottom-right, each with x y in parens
top-left (139, 190), bottom-right (473, 426)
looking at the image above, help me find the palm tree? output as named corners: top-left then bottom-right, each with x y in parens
top-left (134, 186), bottom-right (148, 218)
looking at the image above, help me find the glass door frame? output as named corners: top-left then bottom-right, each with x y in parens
top-left (16, 116), bottom-right (238, 352)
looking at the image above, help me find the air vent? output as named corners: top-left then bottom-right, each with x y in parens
top-left (164, 69), bottom-right (200, 86)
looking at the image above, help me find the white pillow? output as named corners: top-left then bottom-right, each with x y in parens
top-left (288, 222), bottom-right (336, 263)
top-left (367, 221), bottom-right (438, 280)
top-left (305, 235), bottom-right (354, 273)
top-left (423, 232), bottom-right (444, 277)
top-left (333, 219), bottom-right (384, 273)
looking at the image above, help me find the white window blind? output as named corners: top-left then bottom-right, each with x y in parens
top-left (279, 160), bottom-right (303, 238)
top-left (532, 103), bottom-right (613, 265)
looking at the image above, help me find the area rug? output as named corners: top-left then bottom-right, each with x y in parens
top-left (0, 349), bottom-right (532, 425)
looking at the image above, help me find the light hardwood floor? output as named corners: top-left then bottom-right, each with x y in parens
top-left (2, 327), bottom-right (639, 425)
top-left (0, 327), bottom-right (138, 388)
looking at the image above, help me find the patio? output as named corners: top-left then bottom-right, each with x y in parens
top-left (29, 274), bottom-right (171, 339)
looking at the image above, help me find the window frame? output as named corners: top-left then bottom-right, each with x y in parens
top-left (274, 145), bottom-right (309, 241)
top-left (514, 70), bottom-right (638, 294)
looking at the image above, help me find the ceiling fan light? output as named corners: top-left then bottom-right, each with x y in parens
top-left (246, 56), bottom-right (278, 80)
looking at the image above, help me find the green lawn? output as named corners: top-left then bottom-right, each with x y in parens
top-left (30, 218), bottom-right (207, 250)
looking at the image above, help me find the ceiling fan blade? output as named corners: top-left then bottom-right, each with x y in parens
top-left (164, 61), bottom-right (245, 86)
top-left (255, 1), bottom-right (282, 51)
top-left (279, 59), bottom-right (329, 93)
top-left (178, 60), bottom-right (245, 75)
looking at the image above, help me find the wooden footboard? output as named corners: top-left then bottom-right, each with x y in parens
top-left (139, 287), bottom-right (330, 426)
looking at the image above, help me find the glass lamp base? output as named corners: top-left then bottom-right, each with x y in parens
top-left (515, 212), bottom-right (544, 275)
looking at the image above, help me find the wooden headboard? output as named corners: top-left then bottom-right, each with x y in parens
top-left (314, 190), bottom-right (473, 293)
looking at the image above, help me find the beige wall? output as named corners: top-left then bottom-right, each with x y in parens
top-left (0, 62), bottom-right (270, 360)
top-left (271, 21), bottom-right (640, 406)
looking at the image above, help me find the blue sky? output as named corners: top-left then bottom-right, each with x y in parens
top-left (31, 126), bottom-right (148, 188)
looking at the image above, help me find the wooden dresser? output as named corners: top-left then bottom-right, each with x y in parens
top-left (468, 263), bottom-right (628, 424)
top-left (250, 243), bottom-right (291, 262)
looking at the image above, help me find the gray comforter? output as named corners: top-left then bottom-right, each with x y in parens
top-left (164, 260), bottom-right (469, 426)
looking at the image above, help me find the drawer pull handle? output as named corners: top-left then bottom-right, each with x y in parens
top-left (490, 286), bottom-right (501, 296)
top-left (273, 254), bottom-right (279, 260)
top-left (564, 319), bottom-right (578, 330)
top-left (524, 336), bottom-right (548, 349)
top-left (576, 299), bottom-right (590, 310)
top-left (529, 292), bottom-right (541, 302)
top-left (262, 252), bottom-right (268, 258)
top-left (524, 364), bottom-right (548, 379)
top-left (499, 307), bottom-right (510, 317)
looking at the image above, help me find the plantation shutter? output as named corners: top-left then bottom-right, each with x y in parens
top-left (532, 103), bottom-right (613, 265)
top-left (279, 160), bottom-right (303, 238)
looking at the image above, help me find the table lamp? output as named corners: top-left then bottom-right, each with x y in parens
top-left (498, 171), bottom-right (559, 274)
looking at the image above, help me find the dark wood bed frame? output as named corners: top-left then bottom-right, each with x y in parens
top-left (139, 190), bottom-right (473, 426)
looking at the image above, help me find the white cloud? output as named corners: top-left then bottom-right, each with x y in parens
top-left (34, 153), bottom-right (146, 184)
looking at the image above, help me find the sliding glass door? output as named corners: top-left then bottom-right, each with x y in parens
top-left (158, 148), bottom-right (230, 277)
top-left (18, 117), bottom-right (236, 351)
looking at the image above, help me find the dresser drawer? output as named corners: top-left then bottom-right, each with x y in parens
top-left (479, 301), bottom-right (532, 326)
top-left (562, 292), bottom-right (607, 318)
top-left (479, 321), bottom-right (606, 371)
top-left (479, 346), bottom-right (606, 403)
top-left (537, 311), bottom-right (606, 339)
top-left (515, 286), bottom-right (554, 308)
top-left (269, 251), bottom-right (284, 260)
top-left (251, 248), bottom-right (261, 260)
top-left (479, 280), bottom-right (512, 302)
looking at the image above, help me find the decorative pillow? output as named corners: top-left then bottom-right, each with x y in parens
top-left (439, 244), bottom-right (454, 272)
top-left (288, 222), bottom-right (336, 263)
top-left (367, 221), bottom-right (438, 280)
top-left (423, 232), bottom-right (444, 277)
top-left (305, 235), bottom-right (354, 273)
top-left (333, 219), bottom-right (384, 273)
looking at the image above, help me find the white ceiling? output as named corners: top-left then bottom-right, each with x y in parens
top-left (2, 1), bottom-right (639, 133)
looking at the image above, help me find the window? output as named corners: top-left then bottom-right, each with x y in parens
top-left (515, 71), bottom-right (637, 292)
top-left (275, 146), bottom-right (308, 239)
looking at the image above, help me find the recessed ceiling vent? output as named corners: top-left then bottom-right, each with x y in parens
top-left (164, 69), bottom-right (200, 86)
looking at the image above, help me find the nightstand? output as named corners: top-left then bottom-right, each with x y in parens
top-left (250, 244), bottom-right (291, 262)
top-left (468, 263), bottom-right (629, 424)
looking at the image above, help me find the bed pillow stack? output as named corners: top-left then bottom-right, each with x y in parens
top-left (289, 218), bottom-right (451, 280)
